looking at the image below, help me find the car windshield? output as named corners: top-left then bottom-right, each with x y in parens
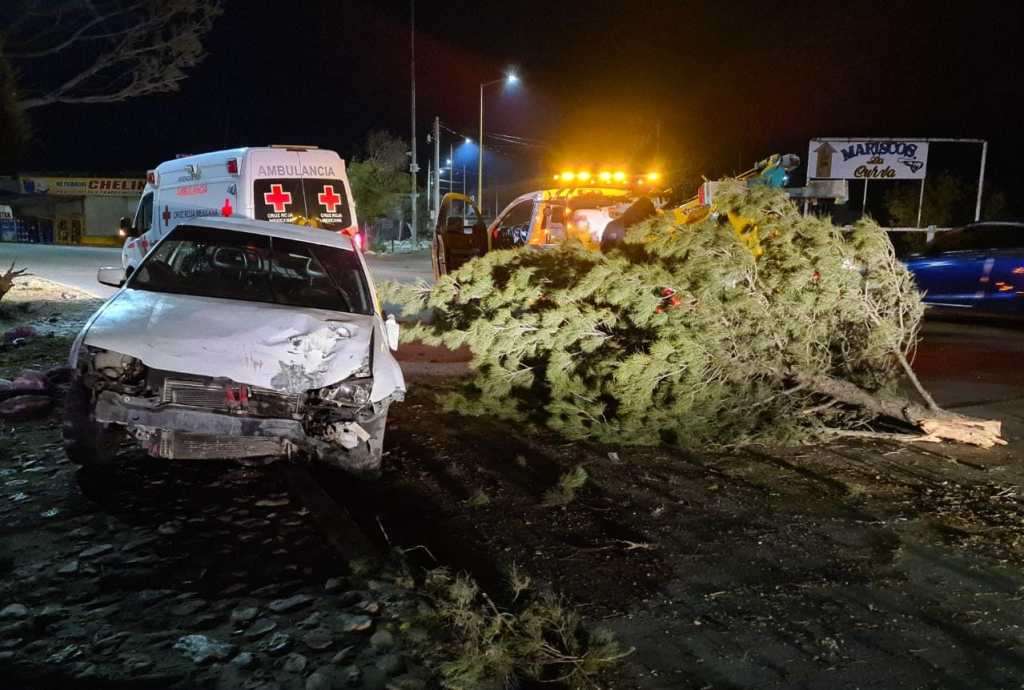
top-left (129, 225), bottom-right (372, 315)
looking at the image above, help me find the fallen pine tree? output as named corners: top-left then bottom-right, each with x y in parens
top-left (384, 182), bottom-right (1004, 449)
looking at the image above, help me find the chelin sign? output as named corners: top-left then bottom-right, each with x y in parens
top-left (808, 139), bottom-right (929, 180)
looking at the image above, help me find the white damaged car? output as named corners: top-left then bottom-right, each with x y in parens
top-left (65, 217), bottom-right (405, 475)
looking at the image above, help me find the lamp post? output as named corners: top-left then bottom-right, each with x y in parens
top-left (478, 71), bottom-right (518, 213)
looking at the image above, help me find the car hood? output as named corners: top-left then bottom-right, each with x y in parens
top-left (80, 288), bottom-right (404, 401)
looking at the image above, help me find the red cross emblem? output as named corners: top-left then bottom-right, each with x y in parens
top-left (263, 184), bottom-right (292, 213)
top-left (139, 237), bottom-right (150, 253)
top-left (162, 205), bottom-right (171, 226)
top-left (318, 185), bottom-right (342, 213)
top-left (221, 198), bottom-right (233, 217)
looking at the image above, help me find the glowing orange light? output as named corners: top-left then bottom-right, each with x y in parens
top-left (646, 172), bottom-right (661, 182)
top-left (612, 171), bottom-right (626, 182)
top-left (598, 171), bottom-right (612, 182)
top-left (561, 171), bottom-right (576, 182)
top-left (577, 171), bottom-right (592, 182)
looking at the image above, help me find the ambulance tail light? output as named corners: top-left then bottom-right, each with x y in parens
top-left (146, 170), bottom-right (158, 186)
top-left (226, 158), bottom-right (239, 175)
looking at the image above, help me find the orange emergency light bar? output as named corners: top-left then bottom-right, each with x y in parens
top-left (553, 169), bottom-right (661, 187)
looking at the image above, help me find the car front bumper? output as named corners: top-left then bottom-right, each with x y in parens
top-left (95, 390), bottom-right (387, 472)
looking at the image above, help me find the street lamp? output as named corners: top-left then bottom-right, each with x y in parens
top-left (478, 71), bottom-right (518, 211)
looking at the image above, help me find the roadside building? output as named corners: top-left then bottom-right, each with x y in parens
top-left (0, 174), bottom-right (143, 246)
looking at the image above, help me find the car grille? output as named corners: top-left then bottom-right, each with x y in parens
top-left (161, 378), bottom-right (302, 417)
top-left (157, 432), bottom-right (286, 460)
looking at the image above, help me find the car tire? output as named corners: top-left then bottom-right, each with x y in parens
top-left (63, 377), bottom-right (123, 467)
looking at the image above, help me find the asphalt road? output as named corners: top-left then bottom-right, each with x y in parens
top-left (0, 243), bottom-right (433, 299)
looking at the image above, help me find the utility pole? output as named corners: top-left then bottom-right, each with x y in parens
top-left (409, 0), bottom-right (418, 243)
top-left (432, 116), bottom-right (440, 222)
top-left (478, 82), bottom-right (484, 204)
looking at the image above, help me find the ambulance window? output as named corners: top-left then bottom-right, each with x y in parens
top-left (135, 193), bottom-right (154, 232)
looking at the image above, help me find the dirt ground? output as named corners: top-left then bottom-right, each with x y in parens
top-left (1, 285), bottom-right (1023, 689)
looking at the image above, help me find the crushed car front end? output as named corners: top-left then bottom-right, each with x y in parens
top-left (73, 343), bottom-right (400, 475)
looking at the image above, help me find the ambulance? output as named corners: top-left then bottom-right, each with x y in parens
top-left (120, 146), bottom-right (359, 273)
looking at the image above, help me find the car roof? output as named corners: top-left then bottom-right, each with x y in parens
top-left (175, 216), bottom-right (357, 250)
top-left (961, 221), bottom-right (1024, 230)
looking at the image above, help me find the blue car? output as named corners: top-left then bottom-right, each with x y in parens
top-left (904, 222), bottom-right (1024, 315)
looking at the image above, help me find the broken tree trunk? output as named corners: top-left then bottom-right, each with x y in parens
top-left (0, 261), bottom-right (30, 301)
top-left (796, 372), bottom-right (1005, 448)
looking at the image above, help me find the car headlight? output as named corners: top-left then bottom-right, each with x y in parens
top-left (319, 377), bottom-right (373, 407)
top-left (86, 347), bottom-right (146, 383)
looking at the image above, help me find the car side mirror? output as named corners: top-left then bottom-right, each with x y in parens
top-left (384, 313), bottom-right (400, 351)
top-left (97, 266), bottom-right (126, 288)
top-left (118, 216), bottom-right (137, 238)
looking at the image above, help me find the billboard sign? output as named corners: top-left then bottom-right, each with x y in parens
top-left (807, 139), bottom-right (929, 180)
top-left (19, 176), bottom-right (146, 197)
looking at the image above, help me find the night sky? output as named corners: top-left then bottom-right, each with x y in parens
top-left (14, 0), bottom-right (1024, 212)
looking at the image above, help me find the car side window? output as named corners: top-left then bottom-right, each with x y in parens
top-left (981, 228), bottom-right (1024, 251)
top-left (498, 201), bottom-right (534, 244)
top-left (134, 193), bottom-right (154, 234)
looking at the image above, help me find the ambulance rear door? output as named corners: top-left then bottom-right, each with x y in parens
top-left (246, 148), bottom-right (357, 232)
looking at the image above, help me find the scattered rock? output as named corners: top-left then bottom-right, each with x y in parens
top-left (0, 604), bottom-right (28, 619)
top-left (268, 593), bottom-right (313, 613)
top-left (157, 521), bottom-right (183, 535)
top-left (255, 497), bottom-right (290, 507)
top-left (121, 537), bottom-right (157, 552)
top-left (79, 544), bottom-right (114, 559)
top-left (283, 652), bottom-right (308, 674)
top-left (37, 604), bottom-right (66, 623)
top-left (232, 651), bottom-right (256, 669)
top-left (370, 630), bottom-right (394, 650)
top-left (375, 653), bottom-right (404, 676)
top-left (297, 611), bottom-right (322, 628)
top-left (323, 577), bottom-right (344, 592)
top-left (174, 634), bottom-right (236, 664)
top-left (137, 590), bottom-right (173, 604)
top-left (357, 600), bottom-right (380, 615)
top-left (68, 526), bottom-right (96, 539)
top-left (341, 665), bottom-right (361, 686)
top-left (231, 606), bottom-right (259, 625)
top-left (244, 618), bottom-right (278, 639)
top-left (302, 627), bottom-right (333, 651)
top-left (305, 670), bottom-right (333, 690)
top-left (47, 643), bottom-right (83, 664)
top-left (331, 646), bottom-right (355, 664)
top-left (263, 631), bottom-right (292, 655)
top-left (386, 675), bottom-right (426, 690)
top-left (0, 394), bottom-right (52, 420)
top-left (121, 652), bottom-right (153, 673)
top-left (192, 612), bottom-right (224, 630)
top-left (170, 598), bottom-right (207, 616)
top-left (338, 613), bottom-right (372, 632)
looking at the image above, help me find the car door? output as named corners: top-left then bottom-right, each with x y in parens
top-left (491, 200), bottom-right (535, 250)
top-left (979, 226), bottom-right (1024, 314)
top-left (905, 228), bottom-right (991, 309)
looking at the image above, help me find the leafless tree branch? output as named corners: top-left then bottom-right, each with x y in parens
top-left (2, 0), bottom-right (222, 110)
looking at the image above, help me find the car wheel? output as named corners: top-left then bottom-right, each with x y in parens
top-left (63, 377), bottom-right (123, 467)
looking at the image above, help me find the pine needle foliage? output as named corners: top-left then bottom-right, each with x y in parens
top-left (386, 182), bottom-right (923, 448)
top-left (542, 465), bottom-right (589, 507)
top-left (423, 568), bottom-right (629, 689)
